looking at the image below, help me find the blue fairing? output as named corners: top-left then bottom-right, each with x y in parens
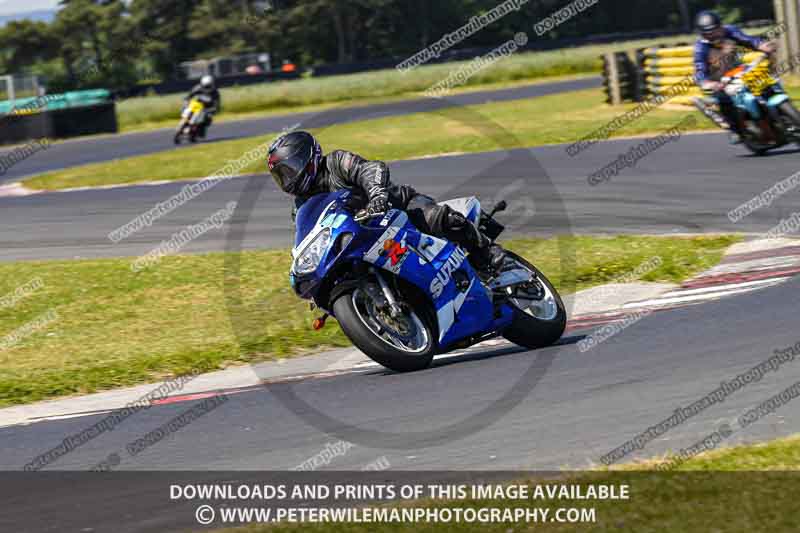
top-left (291, 190), bottom-right (514, 350)
top-left (734, 91), bottom-right (761, 119)
top-left (294, 193), bottom-right (337, 247)
top-left (768, 93), bottom-right (789, 107)
top-left (729, 80), bottom-right (789, 119)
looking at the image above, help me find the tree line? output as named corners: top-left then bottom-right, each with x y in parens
top-left (0, 0), bottom-right (773, 92)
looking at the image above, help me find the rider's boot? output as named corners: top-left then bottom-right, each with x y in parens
top-left (443, 210), bottom-right (505, 276)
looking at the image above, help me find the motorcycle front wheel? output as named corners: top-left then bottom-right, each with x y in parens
top-left (776, 101), bottom-right (800, 147)
top-left (500, 252), bottom-right (567, 350)
top-left (743, 137), bottom-right (770, 156)
top-left (333, 284), bottom-right (436, 372)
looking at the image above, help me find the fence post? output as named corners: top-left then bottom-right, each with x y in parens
top-left (781, 0), bottom-right (800, 73)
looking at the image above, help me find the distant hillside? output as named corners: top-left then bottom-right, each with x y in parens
top-left (0, 9), bottom-right (56, 26)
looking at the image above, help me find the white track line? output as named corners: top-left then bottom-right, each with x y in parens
top-left (659, 277), bottom-right (788, 297)
top-left (622, 280), bottom-right (786, 309)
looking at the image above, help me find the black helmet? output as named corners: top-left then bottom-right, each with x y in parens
top-left (267, 131), bottom-right (322, 195)
top-left (696, 11), bottom-right (722, 38)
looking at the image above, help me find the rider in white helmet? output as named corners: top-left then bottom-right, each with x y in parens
top-left (184, 75), bottom-right (221, 138)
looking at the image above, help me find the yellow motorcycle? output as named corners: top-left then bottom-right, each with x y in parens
top-left (173, 95), bottom-right (211, 144)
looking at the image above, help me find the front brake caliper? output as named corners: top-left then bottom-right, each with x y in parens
top-left (362, 282), bottom-right (389, 309)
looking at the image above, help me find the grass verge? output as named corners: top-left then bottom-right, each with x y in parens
top-left (115, 32), bottom-right (715, 132)
top-left (0, 234), bottom-right (738, 407)
top-left (215, 435), bottom-right (800, 533)
top-left (33, 83), bottom-right (800, 191)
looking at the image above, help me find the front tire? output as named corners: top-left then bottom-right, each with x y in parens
top-left (778, 101), bottom-right (800, 128)
top-left (174, 118), bottom-right (189, 144)
top-left (777, 101), bottom-right (800, 147)
top-left (501, 252), bottom-right (566, 349)
top-left (333, 287), bottom-right (436, 372)
top-left (743, 138), bottom-right (769, 156)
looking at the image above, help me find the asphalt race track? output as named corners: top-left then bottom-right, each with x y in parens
top-left (0, 76), bottom-right (600, 184)
top-left (2, 129), bottom-right (799, 261)
top-left (2, 274), bottom-right (800, 532)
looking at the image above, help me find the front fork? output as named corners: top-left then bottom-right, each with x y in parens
top-left (369, 268), bottom-right (403, 318)
top-left (692, 97), bottom-right (730, 130)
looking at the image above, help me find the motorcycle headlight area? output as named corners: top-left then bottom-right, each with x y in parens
top-left (293, 228), bottom-right (332, 275)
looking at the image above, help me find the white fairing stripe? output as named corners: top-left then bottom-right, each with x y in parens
top-left (416, 234), bottom-right (448, 264)
top-left (363, 211), bottom-right (409, 263)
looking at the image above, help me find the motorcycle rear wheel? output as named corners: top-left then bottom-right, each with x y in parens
top-left (333, 285), bottom-right (436, 372)
top-left (500, 252), bottom-right (567, 350)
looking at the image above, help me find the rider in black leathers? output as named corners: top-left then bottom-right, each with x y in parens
top-left (267, 131), bottom-right (505, 273)
top-left (185, 75), bottom-right (221, 138)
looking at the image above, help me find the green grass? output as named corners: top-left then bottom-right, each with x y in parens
top-left (0, 235), bottom-right (738, 407)
top-left (215, 435), bottom-right (800, 533)
top-left (115, 32), bottom-right (713, 132)
top-left (32, 81), bottom-right (798, 191)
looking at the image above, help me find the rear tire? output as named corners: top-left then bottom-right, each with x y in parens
top-left (501, 252), bottom-right (567, 349)
top-left (333, 289), bottom-right (436, 372)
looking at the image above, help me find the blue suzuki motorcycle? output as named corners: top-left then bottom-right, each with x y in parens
top-left (694, 51), bottom-right (800, 156)
top-left (290, 190), bottom-right (566, 372)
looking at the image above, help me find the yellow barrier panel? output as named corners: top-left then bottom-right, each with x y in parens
top-left (670, 94), bottom-right (704, 106)
top-left (643, 65), bottom-right (695, 76)
top-left (643, 46), bottom-right (693, 58)
top-left (646, 84), bottom-right (703, 97)
top-left (648, 75), bottom-right (696, 87)
top-left (10, 108), bottom-right (41, 116)
top-left (644, 56), bottom-right (694, 68)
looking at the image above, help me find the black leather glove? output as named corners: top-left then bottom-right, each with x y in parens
top-left (368, 192), bottom-right (388, 214)
top-left (356, 190), bottom-right (389, 221)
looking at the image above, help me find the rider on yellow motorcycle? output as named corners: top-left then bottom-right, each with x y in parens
top-left (183, 75), bottom-right (221, 138)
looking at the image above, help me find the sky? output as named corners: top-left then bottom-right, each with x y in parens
top-left (0, 0), bottom-right (59, 17)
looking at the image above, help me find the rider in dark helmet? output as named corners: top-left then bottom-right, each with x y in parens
top-left (693, 10), bottom-right (777, 144)
top-left (268, 131), bottom-right (505, 274)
